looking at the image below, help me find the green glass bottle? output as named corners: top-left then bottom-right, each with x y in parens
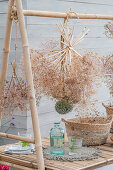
top-left (50, 122), bottom-right (64, 155)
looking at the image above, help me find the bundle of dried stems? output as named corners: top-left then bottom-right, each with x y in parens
top-left (29, 46), bottom-right (103, 105)
top-left (20, 22), bottom-right (104, 115)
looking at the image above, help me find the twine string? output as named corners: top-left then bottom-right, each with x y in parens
top-left (64, 8), bottom-right (79, 23)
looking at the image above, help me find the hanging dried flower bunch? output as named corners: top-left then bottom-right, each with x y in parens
top-left (30, 46), bottom-right (103, 105)
top-left (0, 20), bottom-right (31, 118)
top-left (19, 22), bottom-right (104, 114)
top-left (0, 61), bottom-right (29, 118)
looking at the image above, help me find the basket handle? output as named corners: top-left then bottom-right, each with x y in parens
top-left (102, 102), bottom-right (113, 109)
top-left (61, 118), bottom-right (69, 124)
top-left (102, 103), bottom-right (107, 108)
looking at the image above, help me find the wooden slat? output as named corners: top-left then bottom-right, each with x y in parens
top-left (45, 159), bottom-right (82, 170)
top-left (100, 150), bottom-right (113, 160)
top-left (0, 152), bottom-right (60, 170)
top-left (76, 150), bottom-right (113, 170)
top-left (96, 145), bottom-right (113, 153)
top-left (0, 153), bottom-right (37, 169)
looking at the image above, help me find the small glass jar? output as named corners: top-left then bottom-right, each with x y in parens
top-left (69, 137), bottom-right (82, 155)
top-left (50, 122), bottom-right (64, 155)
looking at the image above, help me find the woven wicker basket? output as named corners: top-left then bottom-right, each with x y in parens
top-left (62, 116), bottom-right (112, 146)
top-left (102, 103), bottom-right (113, 133)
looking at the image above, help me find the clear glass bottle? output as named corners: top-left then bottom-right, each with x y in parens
top-left (50, 122), bottom-right (64, 155)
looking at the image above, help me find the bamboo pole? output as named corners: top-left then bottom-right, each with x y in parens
top-left (15, 0), bottom-right (45, 170)
top-left (0, 132), bottom-right (35, 143)
top-left (0, 161), bottom-right (33, 170)
top-left (23, 10), bottom-right (113, 20)
top-left (0, 0), bottom-right (14, 125)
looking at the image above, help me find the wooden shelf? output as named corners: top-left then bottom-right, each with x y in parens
top-left (0, 136), bottom-right (113, 170)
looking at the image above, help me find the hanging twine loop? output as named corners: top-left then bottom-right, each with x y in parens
top-left (64, 8), bottom-right (79, 23)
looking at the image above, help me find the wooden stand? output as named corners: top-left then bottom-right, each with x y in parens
top-left (0, 0), bottom-right (45, 169)
top-left (0, 0), bottom-right (113, 169)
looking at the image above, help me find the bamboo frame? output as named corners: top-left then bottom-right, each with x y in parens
top-left (15, 0), bottom-right (45, 169)
top-left (23, 10), bottom-right (113, 20)
top-left (0, 0), bottom-right (14, 125)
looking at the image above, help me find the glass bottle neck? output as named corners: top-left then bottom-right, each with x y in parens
top-left (54, 122), bottom-right (60, 128)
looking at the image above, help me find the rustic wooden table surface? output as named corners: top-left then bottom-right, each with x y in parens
top-left (0, 135), bottom-right (113, 170)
